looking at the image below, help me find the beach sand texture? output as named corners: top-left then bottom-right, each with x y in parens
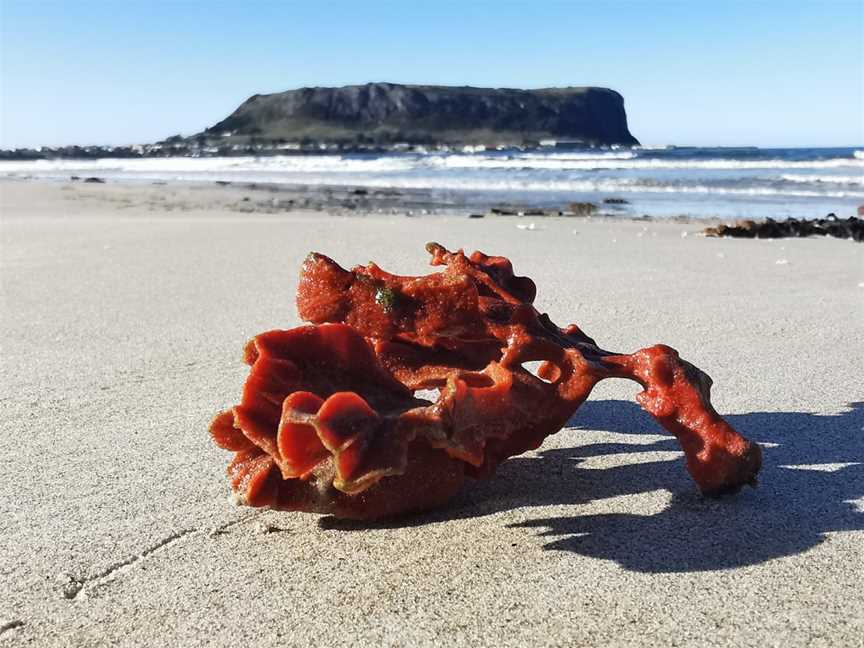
top-left (1, 181), bottom-right (863, 647)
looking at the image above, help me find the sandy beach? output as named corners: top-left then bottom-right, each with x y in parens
top-left (1, 179), bottom-right (863, 647)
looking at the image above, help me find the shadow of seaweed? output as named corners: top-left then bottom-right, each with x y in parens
top-left (506, 400), bottom-right (864, 572)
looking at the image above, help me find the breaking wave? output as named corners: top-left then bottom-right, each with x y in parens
top-left (3, 149), bottom-right (862, 176)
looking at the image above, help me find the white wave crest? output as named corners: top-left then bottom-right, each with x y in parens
top-left (4, 152), bottom-right (861, 176)
top-left (517, 150), bottom-right (637, 161)
top-left (424, 155), bottom-right (863, 171)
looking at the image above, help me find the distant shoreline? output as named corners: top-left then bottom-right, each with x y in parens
top-left (3, 143), bottom-right (860, 162)
top-left (0, 140), bottom-right (633, 161)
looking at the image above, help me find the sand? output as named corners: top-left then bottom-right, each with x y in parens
top-left (1, 180), bottom-right (862, 647)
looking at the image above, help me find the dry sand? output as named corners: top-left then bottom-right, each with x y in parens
top-left (1, 180), bottom-right (863, 647)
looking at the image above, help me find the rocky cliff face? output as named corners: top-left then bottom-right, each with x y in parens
top-left (205, 83), bottom-right (639, 146)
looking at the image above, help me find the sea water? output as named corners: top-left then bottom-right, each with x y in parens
top-left (2, 146), bottom-right (861, 220)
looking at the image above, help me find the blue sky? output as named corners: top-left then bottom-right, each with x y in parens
top-left (0, 0), bottom-right (861, 148)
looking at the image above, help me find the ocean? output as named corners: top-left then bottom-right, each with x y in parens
top-left (2, 146), bottom-right (861, 220)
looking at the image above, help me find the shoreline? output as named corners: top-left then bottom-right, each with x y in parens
top-left (4, 176), bottom-right (858, 229)
top-left (0, 176), bottom-right (705, 221)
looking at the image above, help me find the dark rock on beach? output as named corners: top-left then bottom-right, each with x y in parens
top-left (524, 207), bottom-right (560, 216)
top-left (704, 216), bottom-right (863, 242)
top-left (568, 202), bottom-right (598, 217)
top-left (487, 205), bottom-right (563, 217)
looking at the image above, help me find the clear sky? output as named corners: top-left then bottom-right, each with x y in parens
top-left (0, 0), bottom-right (861, 148)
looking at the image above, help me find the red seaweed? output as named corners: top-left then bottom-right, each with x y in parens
top-left (210, 243), bottom-right (761, 519)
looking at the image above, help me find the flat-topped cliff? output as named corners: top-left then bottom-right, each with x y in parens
top-left (204, 82), bottom-right (639, 146)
